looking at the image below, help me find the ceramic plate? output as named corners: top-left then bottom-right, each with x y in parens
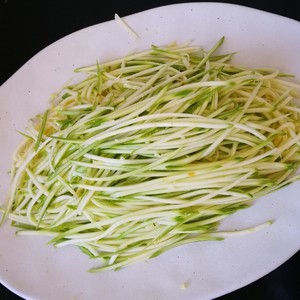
top-left (1, 3), bottom-right (300, 300)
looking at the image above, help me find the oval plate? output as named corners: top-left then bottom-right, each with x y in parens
top-left (0, 3), bottom-right (300, 300)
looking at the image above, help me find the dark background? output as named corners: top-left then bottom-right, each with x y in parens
top-left (0, 0), bottom-right (299, 299)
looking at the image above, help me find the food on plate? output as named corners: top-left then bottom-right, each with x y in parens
top-left (1, 37), bottom-right (300, 271)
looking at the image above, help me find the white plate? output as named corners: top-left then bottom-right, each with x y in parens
top-left (1, 3), bottom-right (300, 300)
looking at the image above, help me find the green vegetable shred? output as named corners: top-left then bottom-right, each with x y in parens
top-left (2, 37), bottom-right (300, 272)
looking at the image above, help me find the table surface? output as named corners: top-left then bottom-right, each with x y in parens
top-left (0, 1), bottom-right (299, 299)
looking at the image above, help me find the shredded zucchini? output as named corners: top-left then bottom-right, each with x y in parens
top-left (2, 37), bottom-right (300, 272)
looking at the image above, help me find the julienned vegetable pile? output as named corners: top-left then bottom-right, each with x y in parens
top-left (2, 37), bottom-right (300, 272)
